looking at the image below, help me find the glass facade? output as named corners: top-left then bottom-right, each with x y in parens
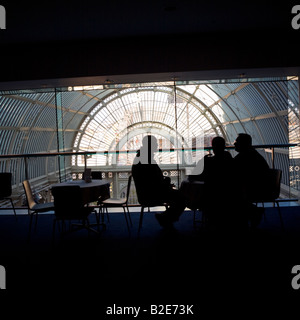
top-left (0, 77), bottom-right (299, 205)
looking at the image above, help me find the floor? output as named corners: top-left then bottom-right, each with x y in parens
top-left (1, 203), bottom-right (300, 317)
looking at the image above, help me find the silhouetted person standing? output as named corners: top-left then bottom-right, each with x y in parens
top-left (132, 135), bottom-right (186, 227)
top-left (233, 133), bottom-right (270, 228)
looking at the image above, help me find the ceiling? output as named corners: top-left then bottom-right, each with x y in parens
top-left (0, 1), bottom-right (299, 89)
top-left (0, 1), bottom-right (291, 44)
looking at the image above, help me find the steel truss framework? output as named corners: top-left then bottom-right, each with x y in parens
top-left (0, 78), bottom-right (299, 196)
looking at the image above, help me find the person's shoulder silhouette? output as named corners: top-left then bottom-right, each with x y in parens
top-left (233, 133), bottom-right (269, 173)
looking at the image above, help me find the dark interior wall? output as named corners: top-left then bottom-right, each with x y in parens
top-left (0, 2), bottom-right (299, 84)
top-left (1, 30), bottom-right (299, 83)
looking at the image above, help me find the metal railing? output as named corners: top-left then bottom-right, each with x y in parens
top-left (0, 143), bottom-right (299, 208)
top-left (0, 143), bottom-right (298, 174)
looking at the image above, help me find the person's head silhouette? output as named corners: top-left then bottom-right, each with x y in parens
top-left (211, 136), bottom-right (226, 156)
top-left (138, 135), bottom-right (158, 164)
top-left (234, 133), bottom-right (252, 153)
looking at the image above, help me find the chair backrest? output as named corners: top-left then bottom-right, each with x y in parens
top-left (132, 173), bottom-right (164, 207)
top-left (51, 185), bottom-right (87, 219)
top-left (254, 168), bottom-right (282, 201)
top-left (82, 168), bottom-right (92, 182)
top-left (125, 175), bottom-right (132, 204)
top-left (23, 180), bottom-right (38, 209)
top-left (267, 168), bottom-right (282, 199)
top-left (0, 172), bottom-right (12, 198)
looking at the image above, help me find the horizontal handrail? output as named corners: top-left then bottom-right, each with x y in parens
top-left (0, 151), bottom-right (97, 159)
top-left (0, 143), bottom-right (298, 159)
top-left (0, 143), bottom-right (298, 207)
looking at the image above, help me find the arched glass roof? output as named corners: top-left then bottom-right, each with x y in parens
top-left (0, 77), bottom-right (299, 197)
top-left (73, 85), bottom-right (221, 166)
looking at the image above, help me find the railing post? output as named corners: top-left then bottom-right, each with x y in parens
top-left (24, 156), bottom-right (29, 180)
top-left (57, 155), bottom-right (62, 182)
top-left (55, 88), bottom-right (66, 182)
top-left (84, 154), bottom-right (87, 170)
top-left (271, 147), bottom-right (275, 169)
top-left (113, 171), bottom-right (118, 198)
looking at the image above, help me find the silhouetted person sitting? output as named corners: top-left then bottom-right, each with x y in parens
top-left (189, 136), bottom-right (233, 183)
top-left (233, 133), bottom-right (270, 228)
top-left (189, 136), bottom-right (234, 228)
top-left (132, 135), bottom-right (186, 227)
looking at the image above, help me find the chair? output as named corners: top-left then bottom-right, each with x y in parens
top-left (51, 185), bottom-right (100, 239)
top-left (190, 204), bottom-right (206, 228)
top-left (23, 180), bottom-right (55, 238)
top-left (138, 202), bottom-right (169, 231)
top-left (80, 169), bottom-right (105, 223)
top-left (132, 175), bottom-right (169, 231)
top-left (0, 173), bottom-right (17, 219)
top-left (89, 171), bottom-right (104, 221)
top-left (82, 168), bottom-right (92, 182)
top-left (251, 169), bottom-right (284, 229)
top-left (99, 175), bottom-right (133, 231)
top-left (180, 179), bottom-right (205, 228)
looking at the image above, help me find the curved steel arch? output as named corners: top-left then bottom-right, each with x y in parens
top-left (206, 84), bottom-right (247, 140)
top-left (0, 80), bottom-right (296, 159)
top-left (252, 83), bottom-right (288, 138)
top-left (74, 85), bottom-right (227, 153)
top-left (222, 83), bottom-right (266, 145)
top-left (85, 85), bottom-right (222, 131)
top-left (108, 121), bottom-right (189, 165)
top-left (109, 120), bottom-right (190, 151)
top-left (176, 85), bottom-right (228, 140)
